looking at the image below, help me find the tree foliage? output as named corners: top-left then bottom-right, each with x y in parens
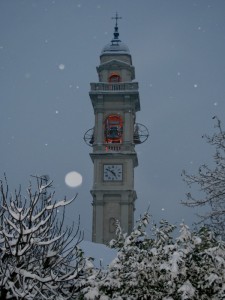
top-left (182, 117), bottom-right (225, 238)
top-left (82, 215), bottom-right (225, 300)
top-left (0, 175), bottom-right (93, 300)
top-left (1, 172), bottom-right (225, 299)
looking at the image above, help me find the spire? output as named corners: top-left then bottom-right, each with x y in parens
top-left (101, 12), bottom-right (130, 54)
top-left (111, 12), bottom-right (122, 45)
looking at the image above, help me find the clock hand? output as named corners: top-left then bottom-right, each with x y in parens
top-left (106, 168), bottom-right (117, 178)
top-left (110, 170), bottom-right (117, 178)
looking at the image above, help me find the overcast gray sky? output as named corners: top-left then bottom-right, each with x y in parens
top-left (1, 0), bottom-right (225, 241)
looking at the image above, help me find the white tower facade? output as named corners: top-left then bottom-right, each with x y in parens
top-left (84, 15), bottom-right (148, 244)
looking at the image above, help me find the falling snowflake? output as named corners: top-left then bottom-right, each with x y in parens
top-left (161, 208), bottom-right (165, 211)
top-left (198, 26), bottom-right (202, 30)
top-left (194, 84), bottom-right (198, 88)
top-left (214, 102), bottom-right (218, 106)
top-left (97, 5), bottom-right (101, 9)
top-left (55, 110), bottom-right (59, 114)
top-left (45, 143), bottom-right (48, 146)
top-left (177, 72), bottom-right (181, 76)
top-left (65, 171), bottom-right (82, 188)
top-left (25, 73), bottom-right (31, 79)
top-left (58, 64), bottom-right (65, 70)
top-left (77, 4), bottom-right (81, 8)
top-left (76, 85), bottom-right (79, 89)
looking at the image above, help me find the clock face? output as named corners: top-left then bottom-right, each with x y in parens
top-left (103, 164), bottom-right (123, 181)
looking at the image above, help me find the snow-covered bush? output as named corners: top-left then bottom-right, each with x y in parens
top-left (0, 175), bottom-right (93, 300)
top-left (82, 214), bottom-right (225, 300)
top-left (3, 174), bottom-right (224, 300)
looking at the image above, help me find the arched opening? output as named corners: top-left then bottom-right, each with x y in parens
top-left (105, 115), bottom-right (123, 144)
top-left (109, 73), bottom-right (121, 83)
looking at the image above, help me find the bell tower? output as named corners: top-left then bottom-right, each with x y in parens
top-left (84, 14), bottom-right (148, 244)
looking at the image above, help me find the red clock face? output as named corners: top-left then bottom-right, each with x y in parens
top-left (105, 115), bottom-right (123, 144)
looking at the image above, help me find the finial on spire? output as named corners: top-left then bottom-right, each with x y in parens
top-left (112, 12), bottom-right (122, 27)
top-left (111, 12), bottom-right (122, 43)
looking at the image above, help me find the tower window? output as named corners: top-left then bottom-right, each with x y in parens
top-left (105, 115), bottom-right (123, 144)
top-left (109, 73), bottom-right (121, 82)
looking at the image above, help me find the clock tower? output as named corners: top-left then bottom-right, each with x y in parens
top-left (84, 14), bottom-right (148, 244)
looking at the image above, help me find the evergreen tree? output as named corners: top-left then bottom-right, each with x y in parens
top-left (82, 214), bottom-right (225, 300)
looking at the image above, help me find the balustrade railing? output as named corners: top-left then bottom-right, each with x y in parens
top-left (93, 143), bottom-right (135, 153)
top-left (90, 82), bottom-right (138, 92)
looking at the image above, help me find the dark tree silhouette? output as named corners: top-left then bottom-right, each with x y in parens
top-left (182, 117), bottom-right (225, 238)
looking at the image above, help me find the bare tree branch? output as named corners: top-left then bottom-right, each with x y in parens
top-left (182, 117), bottom-right (225, 238)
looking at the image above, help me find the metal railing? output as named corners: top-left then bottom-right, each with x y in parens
top-left (93, 143), bottom-right (135, 153)
top-left (90, 82), bottom-right (139, 92)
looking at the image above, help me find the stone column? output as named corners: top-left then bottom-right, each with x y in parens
top-left (92, 195), bottom-right (104, 243)
top-left (94, 95), bottom-right (104, 146)
top-left (123, 95), bottom-right (131, 144)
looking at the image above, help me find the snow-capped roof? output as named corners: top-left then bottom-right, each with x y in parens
top-left (101, 41), bottom-right (130, 54)
top-left (101, 12), bottom-right (130, 55)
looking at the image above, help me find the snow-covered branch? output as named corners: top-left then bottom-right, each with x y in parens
top-left (0, 175), bottom-right (92, 299)
top-left (182, 117), bottom-right (225, 238)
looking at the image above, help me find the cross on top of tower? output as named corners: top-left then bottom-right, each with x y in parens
top-left (112, 12), bottom-right (122, 27)
top-left (111, 12), bottom-right (122, 43)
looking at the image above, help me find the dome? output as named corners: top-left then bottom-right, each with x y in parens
top-left (101, 14), bottom-right (130, 56)
top-left (101, 41), bottom-right (130, 55)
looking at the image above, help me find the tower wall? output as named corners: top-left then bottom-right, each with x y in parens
top-left (88, 19), bottom-right (141, 244)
